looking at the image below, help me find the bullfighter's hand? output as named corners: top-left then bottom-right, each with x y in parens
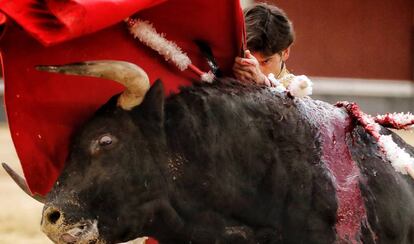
top-left (233, 50), bottom-right (271, 86)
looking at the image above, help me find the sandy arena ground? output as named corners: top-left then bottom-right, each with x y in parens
top-left (0, 124), bottom-right (49, 244)
top-left (1, 124), bottom-right (414, 243)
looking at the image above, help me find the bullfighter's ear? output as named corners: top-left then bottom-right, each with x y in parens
top-left (133, 79), bottom-right (164, 124)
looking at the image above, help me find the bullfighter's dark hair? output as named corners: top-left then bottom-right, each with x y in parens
top-left (244, 3), bottom-right (295, 56)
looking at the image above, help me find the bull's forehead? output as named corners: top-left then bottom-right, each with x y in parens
top-left (75, 109), bottom-right (137, 144)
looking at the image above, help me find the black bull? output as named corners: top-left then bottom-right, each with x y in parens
top-left (17, 63), bottom-right (414, 243)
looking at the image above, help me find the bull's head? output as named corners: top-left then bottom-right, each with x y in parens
top-left (5, 61), bottom-right (170, 243)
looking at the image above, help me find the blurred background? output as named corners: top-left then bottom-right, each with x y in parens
top-left (247, 0), bottom-right (414, 115)
top-left (0, 0), bottom-right (413, 243)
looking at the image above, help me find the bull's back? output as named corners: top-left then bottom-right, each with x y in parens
top-left (164, 81), bottom-right (414, 243)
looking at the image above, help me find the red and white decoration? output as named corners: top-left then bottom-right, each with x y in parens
top-left (337, 102), bottom-right (414, 179)
top-left (127, 18), bottom-right (215, 83)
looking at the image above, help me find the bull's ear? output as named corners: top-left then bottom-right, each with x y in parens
top-left (133, 79), bottom-right (164, 125)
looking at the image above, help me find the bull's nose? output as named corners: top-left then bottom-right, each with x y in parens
top-left (46, 209), bottom-right (62, 225)
top-left (41, 206), bottom-right (67, 243)
top-left (42, 206), bottom-right (63, 225)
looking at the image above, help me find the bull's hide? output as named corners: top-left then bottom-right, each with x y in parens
top-left (41, 79), bottom-right (414, 244)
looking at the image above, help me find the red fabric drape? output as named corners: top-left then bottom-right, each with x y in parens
top-left (0, 0), bottom-right (166, 45)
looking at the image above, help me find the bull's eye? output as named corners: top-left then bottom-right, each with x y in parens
top-left (91, 134), bottom-right (117, 155)
top-left (99, 135), bottom-right (113, 146)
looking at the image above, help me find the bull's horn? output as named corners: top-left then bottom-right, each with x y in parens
top-left (1, 163), bottom-right (45, 203)
top-left (36, 60), bottom-right (150, 110)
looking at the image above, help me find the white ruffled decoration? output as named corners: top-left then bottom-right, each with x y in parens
top-left (378, 135), bottom-right (414, 176)
top-left (268, 73), bottom-right (286, 93)
top-left (127, 19), bottom-right (191, 71)
top-left (201, 71), bottom-right (215, 83)
top-left (267, 73), bottom-right (312, 97)
top-left (287, 75), bottom-right (313, 98)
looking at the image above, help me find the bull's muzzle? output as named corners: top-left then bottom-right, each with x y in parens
top-left (41, 206), bottom-right (101, 244)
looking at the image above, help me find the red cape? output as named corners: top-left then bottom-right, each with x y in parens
top-left (0, 0), bottom-right (244, 196)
